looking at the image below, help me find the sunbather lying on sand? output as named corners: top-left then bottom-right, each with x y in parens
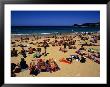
top-left (59, 47), bottom-right (67, 53)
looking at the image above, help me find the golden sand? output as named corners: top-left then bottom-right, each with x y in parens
top-left (11, 34), bottom-right (100, 77)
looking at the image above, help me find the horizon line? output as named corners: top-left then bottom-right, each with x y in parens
top-left (11, 22), bottom-right (100, 27)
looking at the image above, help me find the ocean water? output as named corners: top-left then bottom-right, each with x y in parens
top-left (11, 26), bottom-right (100, 35)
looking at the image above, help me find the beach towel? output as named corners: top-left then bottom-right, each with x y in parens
top-left (33, 54), bottom-right (37, 58)
top-left (33, 52), bottom-right (42, 58)
top-left (59, 58), bottom-right (71, 64)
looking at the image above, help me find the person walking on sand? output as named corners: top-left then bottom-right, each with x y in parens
top-left (43, 40), bottom-right (48, 56)
top-left (63, 41), bottom-right (67, 49)
top-left (21, 36), bottom-right (23, 42)
top-left (33, 34), bottom-right (36, 40)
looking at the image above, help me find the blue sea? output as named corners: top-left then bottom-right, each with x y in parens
top-left (11, 26), bottom-right (100, 35)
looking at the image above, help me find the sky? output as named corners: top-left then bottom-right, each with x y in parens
top-left (11, 11), bottom-right (100, 26)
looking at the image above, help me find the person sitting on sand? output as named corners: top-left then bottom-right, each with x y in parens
top-left (80, 56), bottom-right (86, 63)
top-left (14, 63), bottom-right (21, 73)
top-left (97, 52), bottom-right (100, 58)
top-left (76, 49), bottom-right (81, 54)
top-left (21, 47), bottom-right (27, 58)
top-left (29, 62), bottom-right (40, 76)
top-left (79, 45), bottom-right (85, 50)
top-left (11, 63), bottom-right (16, 72)
top-left (68, 43), bottom-right (73, 49)
top-left (73, 46), bottom-right (76, 49)
top-left (11, 48), bottom-right (18, 57)
top-left (45, 60), bottom-right (51, 72)
top-left (11, 63), bottom-right (17, 77)
top-left (93, 36), bottom-right (97, 43)
top-left (37, 59), bottom-right (47, 72)
top-left (49, 62), bottom-right (56, 73)
top-left (28, 47), bottom-right (34, 54)
top-left (30, 65), bottom-right (40, 76)
top-left (49, 58), bottom-right (59, 73)
top-left (20, 58), bottom-right (28, 70)
top-left (29, 62), bottom-right (35, 73)
top-left (85, 53), bottom-right (94, 60)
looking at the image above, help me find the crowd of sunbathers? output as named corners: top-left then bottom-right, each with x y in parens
top-left (11, 44), bottom-right (48, 58)
top-left (11, 32), bottom-right (100, 76)
top-left (11, 58), bottom-right (60, 77)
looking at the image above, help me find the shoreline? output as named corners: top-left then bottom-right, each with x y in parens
top-left (11, 31), bottom-right (100, 38)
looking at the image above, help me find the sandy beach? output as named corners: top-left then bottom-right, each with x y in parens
top-left (11, 32), bottom-right (100, 77)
